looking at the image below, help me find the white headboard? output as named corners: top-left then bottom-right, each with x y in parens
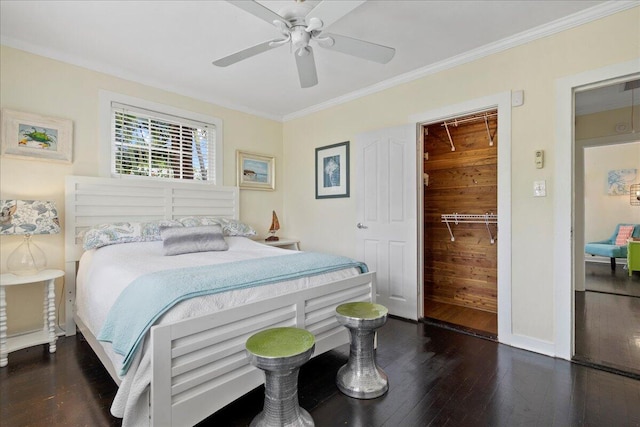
top-left (64, 175), bottom-right (239, 335)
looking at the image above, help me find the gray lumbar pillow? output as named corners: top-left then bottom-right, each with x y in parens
top-left (160, 224), bottom-right (228, 256)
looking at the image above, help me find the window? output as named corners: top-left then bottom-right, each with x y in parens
top-left (100, 92), bottom-right (223, 184)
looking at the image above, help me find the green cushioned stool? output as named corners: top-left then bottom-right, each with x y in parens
top-left (335, 302), bottom-right (389, 399)
top-left (246, 327), bottom-right (315, 427)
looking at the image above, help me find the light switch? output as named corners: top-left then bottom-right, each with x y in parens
top-left (534, 180), bottom-right (546, 197)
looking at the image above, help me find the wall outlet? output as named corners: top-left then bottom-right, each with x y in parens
top-left (534, 180), bottom-right (546, 197)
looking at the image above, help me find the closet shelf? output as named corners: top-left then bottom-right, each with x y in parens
top-left (441, 213), bottom-right (497, 244)
top-left (441, 112), bottom-right (497, 151)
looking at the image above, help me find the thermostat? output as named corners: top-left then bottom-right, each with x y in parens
top-left (535, 150), bottom-right (544, 169)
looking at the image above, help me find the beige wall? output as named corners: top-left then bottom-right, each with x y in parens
top-left (576, 106), bottom-right (640, 140)
top-left (577, 107), bottom-right (640, 246)
top-left (2, 7), bottom-right (638, 347)
top-left (584, 143), bottom-right (640, 244)
top-left (0, 46), bottom-right (283, 335)
top-left (282, 8), bottom-right (640, 343)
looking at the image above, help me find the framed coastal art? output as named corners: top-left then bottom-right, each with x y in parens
top-left (607, 168), bottom-right (637, 195)
top-left (1, 109), bottom-right (73, 163)
top-left (315, 141), bottom-right (349, 199)
top-left (236, 150), bottom-right (275, 190)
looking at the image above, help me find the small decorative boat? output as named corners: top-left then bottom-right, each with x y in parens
top-left (266, 210), bottom-right (280, 241)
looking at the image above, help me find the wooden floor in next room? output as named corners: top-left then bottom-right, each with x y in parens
top-left (2, 317), bottom-right (639, 426)
top-left (575, 261), bottom-right (640, 377)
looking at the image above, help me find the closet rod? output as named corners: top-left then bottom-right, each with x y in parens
top-left (440, 112), bottom-right (497, 128)
top-left (439, 112), bottom-right (497, 150)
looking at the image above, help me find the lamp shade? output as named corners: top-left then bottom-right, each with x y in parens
top-left (0, 200), bottom-right (61, 235)
top-left (1, 200), bottom-right (60, 275)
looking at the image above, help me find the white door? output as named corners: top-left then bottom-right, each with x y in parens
top-left (355, 125), bottom-right (418, 320)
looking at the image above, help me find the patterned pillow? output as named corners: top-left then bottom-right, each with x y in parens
top-left (83, 220), bottom-right (182, 250)
top-left (177, 216), bottom-right (256, 237)
top-left (177, 216), bottom-right (222, 227)
top-left (615, 225), bottom-right (634, 246)
top-left (160, 225), bottom-right (228, 255)
top-left (217, 218), bottom-right (257, 237)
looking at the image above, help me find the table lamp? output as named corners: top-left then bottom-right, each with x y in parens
top-left (0, 200), bottom-right (61, 275)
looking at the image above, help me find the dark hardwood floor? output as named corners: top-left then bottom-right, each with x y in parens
top-left (2, 318), bottom-right (640, 426)
top-left (584, 261), bottom-right (640, 297)
top-left (423, 300), bottom-right (497, 338)
top-left (575, 261), bottom-right (640, 377)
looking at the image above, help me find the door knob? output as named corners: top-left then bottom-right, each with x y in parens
top-left (357, 223), bottom-right (368, 229)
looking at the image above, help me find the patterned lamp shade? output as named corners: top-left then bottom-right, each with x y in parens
top-left (0, 200), bottom-right (60, 275)
top-left (0, 200), bottom-right (61, 235)
top-left (631, 184), bottom-right (640, 207)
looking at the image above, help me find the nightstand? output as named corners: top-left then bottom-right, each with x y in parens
top-left (261, 238), bottom-right (300, 251)
top-left (0, 269), bottom-right (64, 367)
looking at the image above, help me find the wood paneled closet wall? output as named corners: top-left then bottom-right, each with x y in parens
top-left (422, 110), bottom-right (498, 336)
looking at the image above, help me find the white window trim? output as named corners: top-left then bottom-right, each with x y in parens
top-left (99, 90), bottom-right (223, 185)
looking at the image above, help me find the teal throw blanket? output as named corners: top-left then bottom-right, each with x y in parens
top-left (97, 252), bottom-right (368, 375)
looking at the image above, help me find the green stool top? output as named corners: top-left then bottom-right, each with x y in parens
top-left (336, 302), bottom-right (388, 319)
top-left (246, 327), bottom-right (315, 358)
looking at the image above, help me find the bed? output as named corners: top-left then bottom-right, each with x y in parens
top-left (64, 176), bottom-right (376, 427)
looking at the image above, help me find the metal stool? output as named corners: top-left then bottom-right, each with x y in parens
top-left (246, 327), bottom-right (315, 427)
top-left (335, 302), bottom-right (388, 399)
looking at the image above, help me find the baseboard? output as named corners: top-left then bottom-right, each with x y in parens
top-left (509, 333), bottom-right (556, 358)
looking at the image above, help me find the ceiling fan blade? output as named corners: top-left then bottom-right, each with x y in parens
top-left (319, 33), bottom-right (395, 64)
top-left (295, 47), bottom-right (318, 88)
top-left (212, 40), bottom-right (281, 67)
top-left (229, 0), bottom-right (289, 29)
top-left (305, 0), bottom-right (366, 31)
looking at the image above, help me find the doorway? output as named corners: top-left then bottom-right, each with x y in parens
top-left (573, 78), bottom-right (640, 376)
top-left (421, 110), bottom-right (498, 338)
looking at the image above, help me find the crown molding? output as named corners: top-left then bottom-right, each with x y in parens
top-left (283, 1), bottom-right (639, 122)
top-left (2, 1), bottom-right (635, 123)
top-left (0, 35), bottom-right (284, 123)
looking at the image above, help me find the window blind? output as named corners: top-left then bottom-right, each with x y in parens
top-left (111, 102), bottom-right (215, 181)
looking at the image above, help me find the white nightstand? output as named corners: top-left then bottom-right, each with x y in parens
top-left (261, 238), bottom-right (300, 251)
top-left (0, 269), bottom-right (64, 367)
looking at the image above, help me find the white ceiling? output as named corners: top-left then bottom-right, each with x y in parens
top-left (0, 1), bottom-right (634, 121)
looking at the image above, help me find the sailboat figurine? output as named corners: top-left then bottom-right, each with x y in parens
top-left (266, 210), bottom-right (280, 241)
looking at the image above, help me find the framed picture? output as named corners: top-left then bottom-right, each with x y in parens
top-left (236, 150), bottom-right (275, 191)
top-left (315, 141), bottom-right (350, 199)
top-left (607, 168), bottom-right (637, 195)
top-left (1, 109), bottom-right (73, 163)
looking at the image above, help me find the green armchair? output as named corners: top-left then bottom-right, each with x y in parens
top-left (628, 239), bottom-right (640, 276)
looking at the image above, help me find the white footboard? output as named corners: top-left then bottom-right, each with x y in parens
top-left (149, 272), bottom-right (375, 427)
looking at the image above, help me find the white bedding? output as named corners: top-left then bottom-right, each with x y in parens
top-left (75, 236), bottom-right (360, 425)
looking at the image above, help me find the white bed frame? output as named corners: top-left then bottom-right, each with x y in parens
top-left (64, 176), bottom-right (376, 426)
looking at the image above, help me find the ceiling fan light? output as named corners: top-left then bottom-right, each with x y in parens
top-left (291, 27), bottom-right (311, 50)
top-left (316, 36), bottom-right (335, 47)
top-left (305, 17), bottom-right (323, 32)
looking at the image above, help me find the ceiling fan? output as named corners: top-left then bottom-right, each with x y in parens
top-left (212, 0), bottom-right (395, 88)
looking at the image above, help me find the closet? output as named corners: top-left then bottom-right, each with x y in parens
top-left (422, 110), bottom-right (498, 337)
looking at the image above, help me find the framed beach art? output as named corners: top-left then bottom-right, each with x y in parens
top-left (607, 168), bottom-right (637, 195)
top-left (1, 109), bottom-right (73, 163)
top-left (315, 141), bottom-right (349, 199)
top-left (237, 150), bottom-right (275, 190)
